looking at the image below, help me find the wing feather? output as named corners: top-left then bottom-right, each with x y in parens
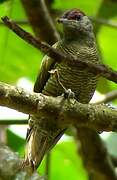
top-left (34, 42), bottom-right (59, 93)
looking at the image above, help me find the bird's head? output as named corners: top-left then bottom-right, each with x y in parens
top-left (58, 9), bottom-right (93, 39)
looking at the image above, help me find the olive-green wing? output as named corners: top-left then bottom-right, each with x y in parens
top-left (34, 42), bottom-right (59, 93)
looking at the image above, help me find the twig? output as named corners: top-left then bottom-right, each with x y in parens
top-left (20, 0), bottom-right (60, 44)
top-left (93, 90), bottom-right (117, 104)
top-left (0, 119), bottom-right (28, 125)
top-left (0, 20), bottom-right (28, 25)
top-left (1, 17), bottom-right (117, 29)
top-left (93, 0), bottom-right (117, 34)
top-left (1, 16), bottom-right (117, 84)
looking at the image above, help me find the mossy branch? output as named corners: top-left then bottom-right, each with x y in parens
top-left (0, 82), bottom-right (117, 132)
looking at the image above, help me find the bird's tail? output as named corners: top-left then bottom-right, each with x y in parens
top-left (21, 116), bottom-right (65, 172)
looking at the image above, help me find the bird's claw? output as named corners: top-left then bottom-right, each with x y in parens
top-left (64, 88), bottom-right (75, 99)
top-left (49, 69), bottom-right (75, 99)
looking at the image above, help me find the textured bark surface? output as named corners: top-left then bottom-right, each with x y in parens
top-left (21, 0), bottom-right (60, 44)
top-left (0, 82), bottom-right (117, 178)
top-left (0, 143), bottom-right (44, 180)
top-left (0, 82), bottom-right (117, 132)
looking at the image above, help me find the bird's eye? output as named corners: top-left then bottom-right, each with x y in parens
top-left (76, 14), bottom-right (82, 21)
top-left (68, 13), bottom-right (83, 21)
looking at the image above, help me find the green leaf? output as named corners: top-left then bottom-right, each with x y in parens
top-left (0, 25), bottom-right (43, 83)
top-left (0, 0), bottom-right (43, 84)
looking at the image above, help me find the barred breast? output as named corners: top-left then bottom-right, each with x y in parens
top-left (42, 40), bottom-right (99, 104)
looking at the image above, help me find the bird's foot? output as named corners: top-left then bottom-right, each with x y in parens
top-left (64, 88), bottom-right (75, 99)
top-left (49, 69), bottom-right (75, 99)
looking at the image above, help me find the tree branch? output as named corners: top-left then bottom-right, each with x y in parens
top-left (76, 128), bottom-right (117, 180)
top-left (20, 0), bottom-right (60, 44)
top-left (93, 90), bottom-right (117, 104)
top-left (93, 0), bottom-right (117, 34)
top-left (1, 16), bottom-right (117, 85)
top-left (0, 143), bottom-right (44, 180)
top-left (1, 17), bottom-right (117, 29)
top-left (90, 17), bottom-right (117, 29)
top-left (0, 81), bottom-right (117, 132)
top-left (0, 82), bottom-right (117, 178)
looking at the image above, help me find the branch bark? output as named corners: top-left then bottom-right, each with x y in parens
top-left (1, 16), bottom-right (117, 85)
top-left (76, 128), bottom-right (117, 180)
top-left (0, 81), bottom-right (117, 179)
top-left (0, 143), bottom-right (44, 180)
top-left (20, 0), bottom-right (60, 44)
top-left (0, 82), bottom-right (117, 132)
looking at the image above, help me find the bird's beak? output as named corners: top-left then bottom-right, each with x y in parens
top-left (57, 18), bottom-right (69, 24)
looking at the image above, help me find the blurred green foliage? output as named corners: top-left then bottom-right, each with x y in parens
top-left (39, 140), bottom-right (88, 180)
top-left (0, 0), bottom-right (9, 4)
top-left (7, 129), bottom-right (25, 155)
top-left (0, 0), bottom-right (117, 179)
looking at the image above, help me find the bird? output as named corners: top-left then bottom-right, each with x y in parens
top-left (24, 8), bottom-right (100, 170)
